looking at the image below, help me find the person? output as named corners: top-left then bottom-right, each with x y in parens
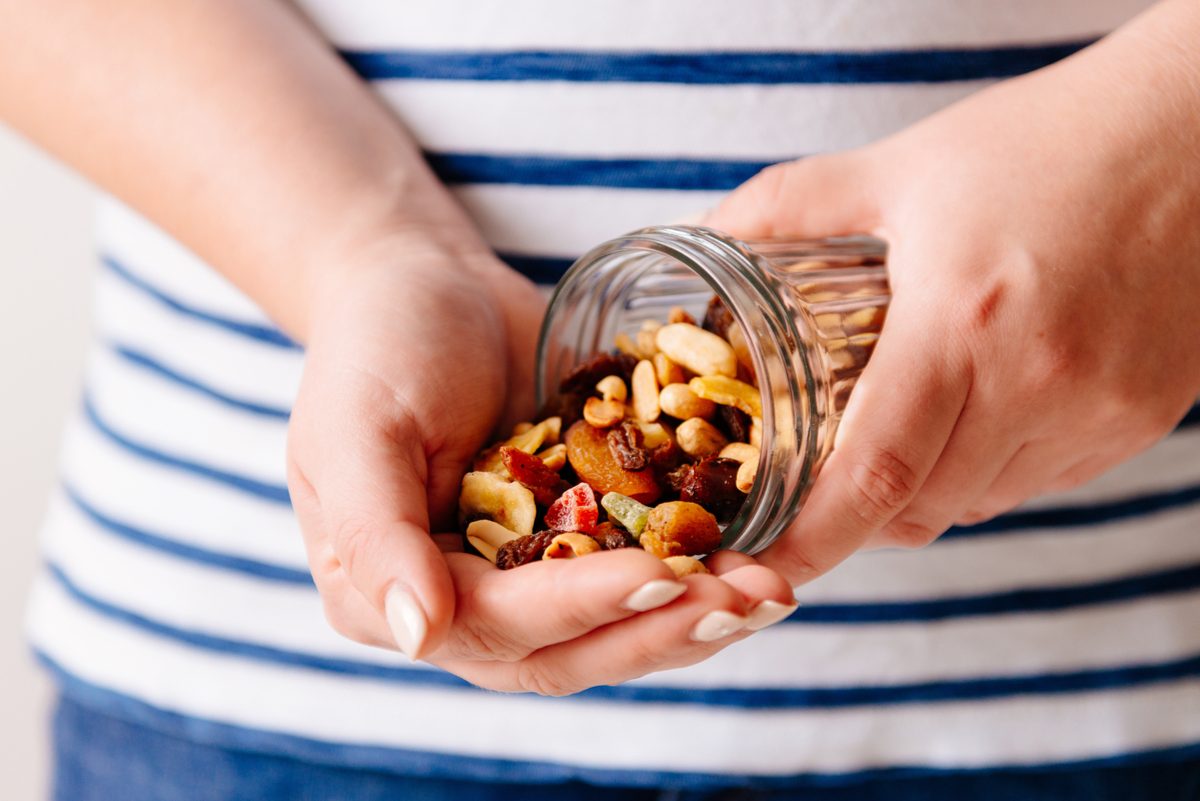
top-left (4, 0), bottom-right (1198, 798)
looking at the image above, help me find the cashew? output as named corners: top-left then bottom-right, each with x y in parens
top-left (542, 532), bottom-right (601, 560)
top-left (655, 323), bottom-right (737, 378)
top-left (459, 472), bottom-right (537, 535)
top-left (749, 417), bottom-right (763, 449)
top-left (653, 352), bottom-right (686, 387)
top-left (719, 443), bottom-right (760, 464)
top-left (596, 375), bottom-right (628, 403)
top-left (537, 443), bottom-right (567, 471)
top-left (508, 416), bottom-right (562, 452)
top-left (675, 417), bottom-right (728, 458)
top-left (466, 519), bottom-right (523, 564)
top-left (583, 397), bottom-right (626, 428)
top-left (663, 555), bottom-right (709, 578)
top-left (631, 359), bottom-right (661, 422)
top-left (688, 375), bottom-right (762, 418)
top-left (735, 458), bottom-right (758, 493)
top-left (725, 323), bottom-right (756, 382)
top-left (658, 383), bottom-right (716, 420)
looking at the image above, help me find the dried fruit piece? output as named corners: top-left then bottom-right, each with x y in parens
top-left (655, 323), bottom-right (737, 378)
top-left (564, 420), bottom-right (661, 504)
top-left (542, 532), bottom-right (601, 560)
top-left (688, 375), bottom-right (762, 418)
top-left (714, 404), bottom-right (751, 443)
top-left (560, 353), bottom-right (638, 395)
top-left (658, 383), bottom-right (716, 420)
top-left (663, 555), bottom-right (709, 578)
top-left (606, 420), bottom-right (649, 471)
top-left (583, 397), bottom-right (626, 428)
top-left (465, 519), bottom-right (523, 563)
top-left (702, 295), bottom-right (734, 337)
top-left (600, 492), bottom-right (653, 537)
top-left (596, 375), bottom-right (628, 403)
top-left (545, 482), bottom-right (600, 534)
top-left (591, 522), bottom-right (636, 550)
top-left (496, 530), bottom-right (557, 569)
top-left (647, 437), bottom-right (686, 484)
top-left (459, 471), bottom-right (537, 535)
top-left (668, 306), bottom-right (697, 325)
top-left (640, 501), bottom-right (723, 558)
top-left (631, 359), bottom-right (660, 422)
top-left (653, 352), bottom-right (686, 387)
top-left (676, 417), bottom-right (728, 458)
top-left (668, 457), bottom-right (744, 523)
top-left (501, 446), bottom-right (570, 506)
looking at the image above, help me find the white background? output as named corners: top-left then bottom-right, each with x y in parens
top-left (0, 124), bottom-right (95, 800)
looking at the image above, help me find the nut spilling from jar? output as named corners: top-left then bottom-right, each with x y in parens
top-left (459, 299), bottom-right (761, 579)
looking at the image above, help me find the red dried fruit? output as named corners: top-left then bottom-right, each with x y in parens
top-left (591, 522), bottom-right (637, 550)
top-left (496, 530), bottom-right (557, 570)
top-left (606, 420), bottom-right (649, 471)
top-left (559, 353), bottom-right (639, 395)
top-left (714, 404), bottom-right (751, 443)
top-left (564, 421), bottom-right (662, 504)
top-left (545, 482), bottom-right (600, 533)
top-left (501, 446), bottom-right (570, 506)
top-left (667, 456), bottom-right (745, 523)
top-left (702, 295), bottom-right (734, 338)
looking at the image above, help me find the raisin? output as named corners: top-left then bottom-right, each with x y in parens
top-left (714, 404), bottom-right (751, 443)
top-left (667, 456), bottom-right (745, 523)
top-left (648, 438), bottom-right (687, 487)
top-left (702, 295), bottom-right (734, 338)
top-left (501, 446), bottom-right (570, 507)
top-left (564, 421), bottom-right (661, 504)
top-left (496, 530), bottom-right (557, 570)
top-left (591, 522), bottom-right (637, 550)
top-left (606, 420), bottom-right (649, 471)
top-left (559, 353), bottom-right (639, 395)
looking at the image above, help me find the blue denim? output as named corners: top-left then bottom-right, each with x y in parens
top-left (52, 694), bottom-right (1200, 801)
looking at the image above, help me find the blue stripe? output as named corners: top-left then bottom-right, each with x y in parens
top-left (341, 40), bottom-right (1095, 85)
top-left (63, 484), bottom-right (311, 585)
top-left (82, 394), bottom-right (291, 505)
top-left (43, 559), bottom-right (1200, 710)
top-left (427, 152), bottom-right (773, 190)
top-left (35, 653), bottom-right (1200, 790)
top-left (109, 343), bottom-right (291, 421)
top-left (497, 252), bottom-right (577, 284)
top-left (1178, 402), bottom-right (1200, 429)
top-left (101, 255), bottom-right (300, 350)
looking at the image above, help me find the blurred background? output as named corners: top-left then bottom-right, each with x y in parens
top-left (0, 124), bottom-right (95, 799)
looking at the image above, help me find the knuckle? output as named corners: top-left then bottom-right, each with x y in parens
top-left (449, 615), bottom-right (529, 663)
top-left (516, 661), bottom-right (580, 698)
top-left (845, 446), bottom-right (920, 527)
top-left (881, 518), bottom-right (941, 549)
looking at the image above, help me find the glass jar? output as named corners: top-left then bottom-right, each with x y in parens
top-left (536, 225), bottom-right (889, 554)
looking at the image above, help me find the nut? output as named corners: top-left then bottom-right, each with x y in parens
top-left (725, 323), bottom-right (756, 383)
top-left (749, 417), bottom-right (763, 449)
top-left (688, 375), bottom-right (762, 418)
top-left (542, 532), bottom-right (601, 560)
top-left (630, 359), bottom-right (661, 422)
top-left (511, 422), bottom-right (534, 436)
top-left (537, 443), bottom-right (567, 470)
top-left (663, 555), bottom-right (709, 578)
top-left (465, 519), bottom-right (523, 564)
top-left (640, 501), bottom-right (723, 558)
top-left (719, 443), bottom-right (759, 464)
top-left (596, 375), bottom-right (628, 403)
top-left (636, 421), bottom-right (672, 449)
top-left (653, 352), bottom-right (686, 387)
top-left (583, 396), bottom-right (627, 428)
top-left (615, 332), bottom-right (640, 358)
top-left (655, 323), bottom-right (737, 378)
top-left (658, 383), bottom-right (716, 420)
top-left (667, 306), bottom-right (697, 326)
top-left (636, 320), bottom-right (662, 359)
top-left (459, 471), bottom-right (537, 535)
top-left (675, 417), bottom-right (728, 458)
top-left (735, 458), bottom-right (757, 493)
top-left (473, 415), bottom-right (562, 473)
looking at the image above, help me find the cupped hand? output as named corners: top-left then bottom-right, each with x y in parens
top-left (704, 18), bottom-right (1200, 585)
top-left (286, 233), bottom-right (795, 695)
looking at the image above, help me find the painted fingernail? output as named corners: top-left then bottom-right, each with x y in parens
top-left (621, 580), bottom-right (687, 612)
top-left (745, 600), bottom-right (800, 631)
top-left (384, 584), bottom-right (428, 659)
top-left (690, 610), bottom-right (748, 642)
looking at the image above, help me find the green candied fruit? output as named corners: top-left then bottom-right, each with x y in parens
top-left (600, 492), bottom-right (651, 537)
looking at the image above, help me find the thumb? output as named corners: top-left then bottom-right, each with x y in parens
top-left (702, 153), bottom-right (878, 241)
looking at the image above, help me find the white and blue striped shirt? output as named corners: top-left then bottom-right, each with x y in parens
top-left (28, 0), bottom-right (1200, 791)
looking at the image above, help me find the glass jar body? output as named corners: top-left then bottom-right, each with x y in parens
top-left (537, 226), bottom-right (889, 554)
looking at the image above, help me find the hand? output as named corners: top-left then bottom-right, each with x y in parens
top-left (703, 8), bottom-right (1200, 585)
top-left (286, 232), bottom-right (795, 695)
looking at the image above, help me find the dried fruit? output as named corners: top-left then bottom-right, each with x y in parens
top-left (591, 522), bottom-right (637, 550)
top-left (600, 492), bottom-right (653, 537)
top-left (606, 420), bottom-right (649, 471)
top-left (658, 383), bottom-right (716, 420)
top-left (542, 532), bottom-right (601, 560)
top-left (663, 555), bottom-right (709, 578)
top-left (668, 457), bottom-right (744, 523)
top-left (688, 375), bottom-right (762, 418)
top-left (545, 482), bottom-right (599, 534)
top-left (655, 323), bottom-right (737, 378)
top-left (583, 396), bottom-right (626, 428)
top-left (465, 519), bottom-right (523, 563)
top-left (473, 417), bottom-right (563, 473)
top-left (702, 295), bottom-right (734, 337)
top-left (501, 446), bottom-right (570, 506)
top-left (714, 404), bottom-right (751, 443)
top-left (565, 421), bottom-right (661, 504)
top-left (596, 375), bottom-right (628, 403)
top-left (560, 353), bottom-right (638, 395)
top-left (459, 471), bottom-right (537, 535)
top-left (631, 359), bottom-right (660, 422)
top-left (640, 501), bottom-right (723, 558)
top-left (647, 437), bottom-right (687, 484)
top-left (496, 530), bottom-right (557, 569)
top-left (675, 417), bottom-right (728, 458)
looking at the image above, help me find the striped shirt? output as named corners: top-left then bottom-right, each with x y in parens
top-left (28, 0), bottom-right (1200, 792)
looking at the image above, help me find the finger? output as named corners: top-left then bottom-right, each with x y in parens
top-left (436, 548), bottom-right (686, 662)
top-left (446, 574), bottom-right (754, 696)
top-left (702, 153), bottom-right (878, 240)
top-left (711, 563), bottom-right (799, 631)
top-left (758, 306), bottom-right (972, 584)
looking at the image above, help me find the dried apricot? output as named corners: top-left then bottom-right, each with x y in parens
top-left (564, 420), bottom-right (661, 504)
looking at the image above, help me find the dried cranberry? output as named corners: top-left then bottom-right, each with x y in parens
top-left (545, 482), bottom-right (600, 533)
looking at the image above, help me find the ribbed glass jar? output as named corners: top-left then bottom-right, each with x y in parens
top-left (536, 225), bottom-right (889, 554)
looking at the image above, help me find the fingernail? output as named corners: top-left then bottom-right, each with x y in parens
top-left (690, 610), bottom-right (749, 642)
top-left (745, 600), bottom-right (800, 631)
top-left (385, 584), bottom-right (428, 659)
top-left (620, 579), bottom-right (687, 612)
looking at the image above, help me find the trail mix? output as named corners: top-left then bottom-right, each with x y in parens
top-left (458, 298), bottom-right (762, 579)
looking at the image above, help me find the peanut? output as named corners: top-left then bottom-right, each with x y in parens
top-left (653, 352), bottom-right (686, 387)
top-left (615, 332), bottom-right (640, 358)
top-left (749, 417), bottom-right (763, 449)
top-left (631, 359), bottom-right (661, 422)
top-left (537, 443), bottom-right (567, 471)
top-left (596, 375), bottom-right (628, 403)
top-left (636, 320), bottom-right (662, 359)
top-left (658, 383), bottom-right (716, 420)
top-left (688, 375), bottom-right (762, 418)
top-left (655, 323), bottom-right (737, 378)
top-left (735, 458), bottom-right (757, 493)
top-left (719, 443), bottom-right (759, 464)
top-left (636, 421), bottom-right (671, 449)
top-left (511, 422), bottom-right (534, 436)
top-left (465, 519), bottom-right (523, 564)
top-left (459, 471), bottom-right (537, 535)
top-left (675, 417), bottom-right (728, 458)
top-left (667, 306), bottom-right (697, 326)
top-left (542, 532), bottom-right (601, 560)
top-left (663, 555), bottom-right (709, 578)
top-left (583, 397), bottom-right (626, 428)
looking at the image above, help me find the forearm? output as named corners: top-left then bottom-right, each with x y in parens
top-left (0, 0), bottom-right (480, 338)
